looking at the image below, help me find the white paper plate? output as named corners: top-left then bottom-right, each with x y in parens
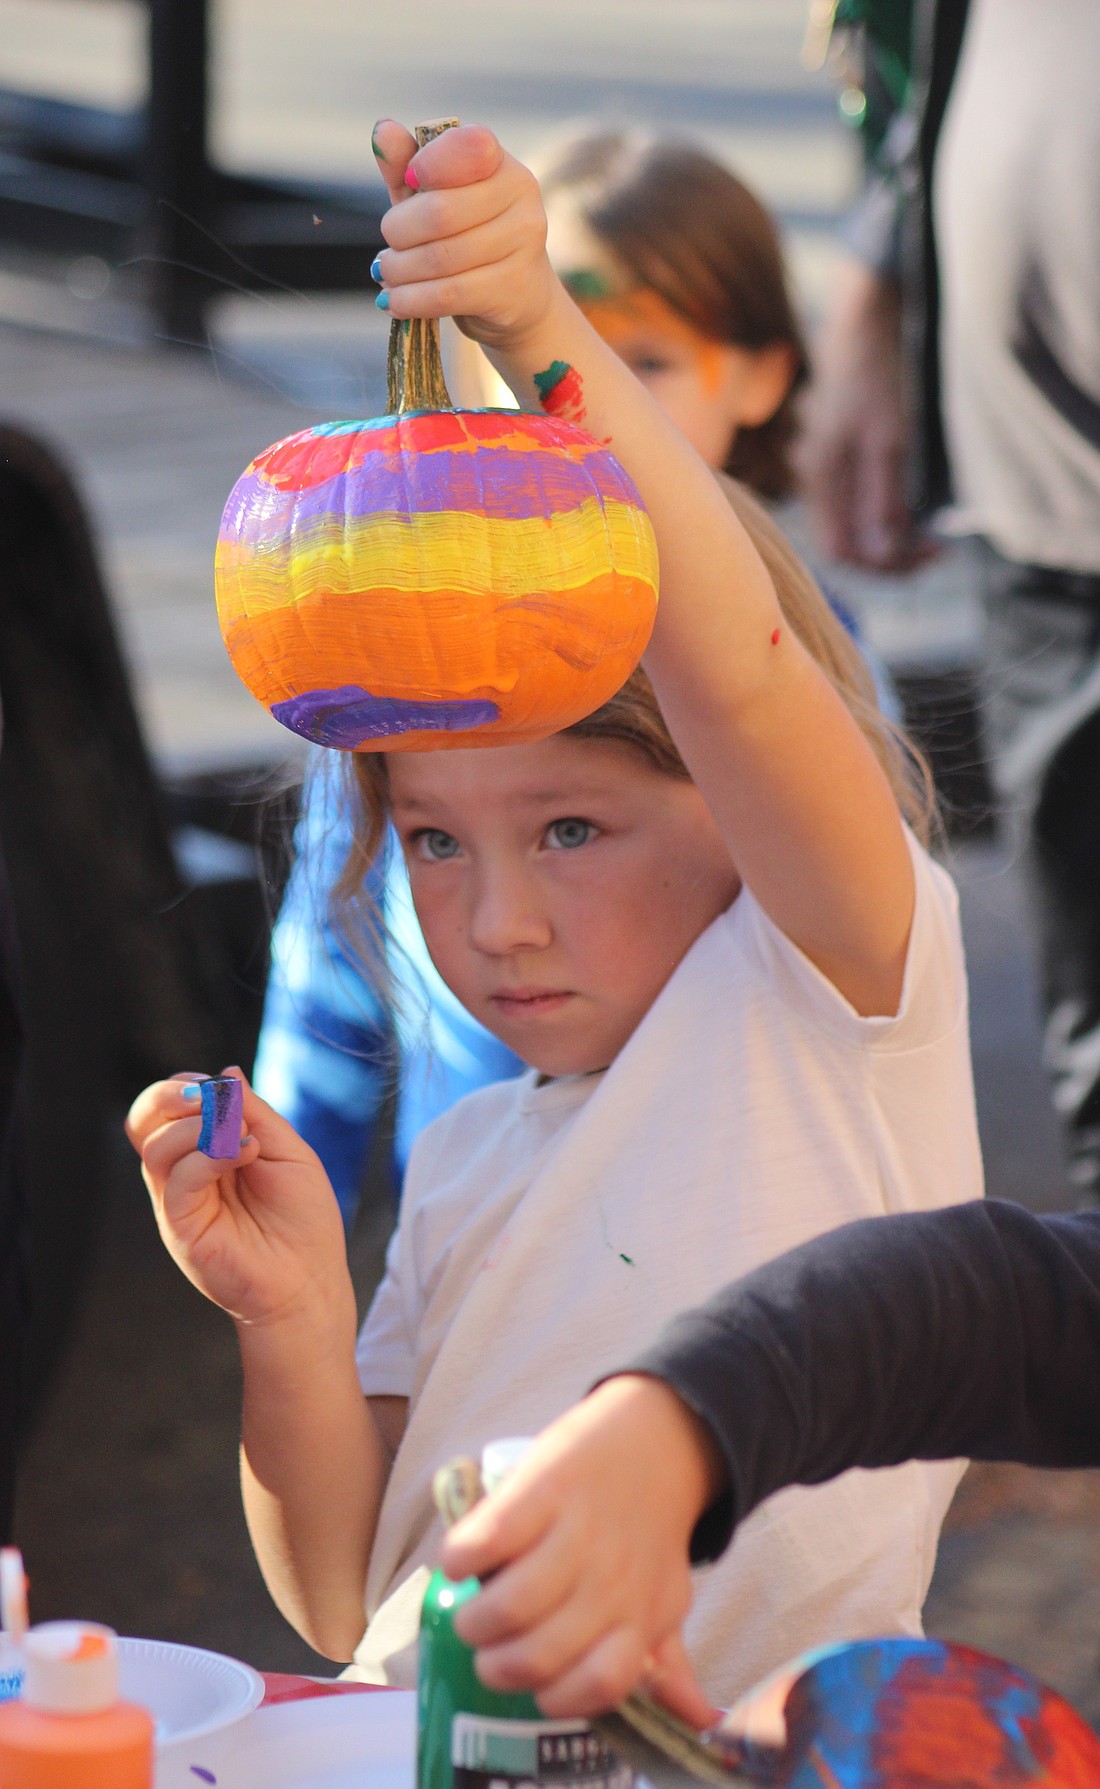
top-left (117, 1636), bottom-right (264, 1747)
top-left (156, 1687), bottom-right (416, 1789)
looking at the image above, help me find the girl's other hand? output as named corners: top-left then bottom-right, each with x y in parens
top-left (125, 1070), bottom-right (348, 1332)
top-left (371, 118), bottom-right (556, 351)
top-left (438, 1376), bottom-right (724, 1723)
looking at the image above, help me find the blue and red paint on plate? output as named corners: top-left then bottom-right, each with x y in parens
top-left (717, 1638), bottom-right (1100, 1786)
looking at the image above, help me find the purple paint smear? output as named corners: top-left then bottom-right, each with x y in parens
top-left (219, 443), bottom-right (642, 544)
top-left (189, 1769), bottom-right (217, 1784)
top-left (271, 685), bottom-right (500, 748)
top-left (198, 1078), bottom-right (244, 1159)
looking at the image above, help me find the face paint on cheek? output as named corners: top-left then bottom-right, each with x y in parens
top-left (581, 287), bottom-right (727, 390)
top-left (562, 267), bottom-right (617, 303)
top-left (695, 340), bottom-right (726, 397)
top-left (534, 360), bottom-right (588, 426)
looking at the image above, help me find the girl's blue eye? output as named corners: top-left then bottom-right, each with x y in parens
top-left (415, 829), bottom-right (460, 861)
top-left (546, 818), bottom-right (596, 850)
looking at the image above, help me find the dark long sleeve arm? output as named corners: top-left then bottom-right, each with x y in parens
top-left (620, 1200), bottom-right (1100, 1562)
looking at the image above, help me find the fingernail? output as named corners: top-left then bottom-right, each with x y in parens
top-left (405, 163), bottom-right (420, 191)
top-left (182, 1085), bottom-right (202, 1100)
top-left (375, 291), bottom-right (390, 311)
top-left (371, 121), bottom-right (388, 161)
top-left (370, 254), bottom-right (383, 283)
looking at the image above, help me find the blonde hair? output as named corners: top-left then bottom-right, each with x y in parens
top-left (334, 478), bottom-right (934, 963)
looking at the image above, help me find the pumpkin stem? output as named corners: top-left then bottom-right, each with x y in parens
top-left (386, 118), bottom-right (460, 415)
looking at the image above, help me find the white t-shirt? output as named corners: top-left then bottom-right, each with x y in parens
top-left (351, 832), bottom-right (982, 1705)
top-left (936, 0), bottom-right (1100, 570)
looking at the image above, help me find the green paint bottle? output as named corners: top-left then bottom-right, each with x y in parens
top-left (417, 1441), bottom-right (634, 1789)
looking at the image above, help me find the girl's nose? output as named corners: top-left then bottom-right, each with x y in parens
top-left (467, 869), bottom-right (552, 956)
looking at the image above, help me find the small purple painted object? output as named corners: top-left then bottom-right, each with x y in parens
top-left (198, 1077), bottom-right (243, 1160)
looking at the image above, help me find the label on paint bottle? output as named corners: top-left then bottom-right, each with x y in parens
top-left (452, 1713), bottom-right (633, 1789)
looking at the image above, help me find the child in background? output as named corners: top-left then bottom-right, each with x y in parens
top-left (252, 130), bottom-right (823, 1222)
top-left (129, 119), bottom-right (981, 1707)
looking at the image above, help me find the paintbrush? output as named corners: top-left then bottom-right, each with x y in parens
top-left (431, 1459), bottom-right (759, 1789)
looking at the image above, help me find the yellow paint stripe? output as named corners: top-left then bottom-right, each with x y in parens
top-left (216, 498), bottom-right (658, 614)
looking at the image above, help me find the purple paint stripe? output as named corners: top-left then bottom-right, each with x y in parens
top-left (220, 445), bottom-right (642, 542)
top-left (271, 685), bottom-right (500, 748)
top-left (198, 1078), bottom-right (244, 1159)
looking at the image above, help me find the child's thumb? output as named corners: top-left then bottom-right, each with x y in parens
top-left (372, 117), bottom-right (419, 204)
top-left (410, 125), bottom-right (504, 191)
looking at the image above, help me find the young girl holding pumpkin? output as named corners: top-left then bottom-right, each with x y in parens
top-left (128, 120), bottom-right (981, 1706)
top-left (253, 129), bottom-right (863, 1220)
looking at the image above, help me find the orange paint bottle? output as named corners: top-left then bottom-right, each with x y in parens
top-left (0, 1622), bottom-right (153, 1787)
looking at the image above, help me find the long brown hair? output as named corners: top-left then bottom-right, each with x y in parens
top-left (536, 129), bottom-right (810, 501)
top-left (335, 478), bottom-right (934, 965)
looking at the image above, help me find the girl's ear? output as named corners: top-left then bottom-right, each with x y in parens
top-left (732, 341), bottom-right (799, 428)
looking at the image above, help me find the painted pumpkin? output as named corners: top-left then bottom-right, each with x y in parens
top-left (215, 400), bottom-right (658, 753)
top-left (216, 112), bottom-right (657, 756)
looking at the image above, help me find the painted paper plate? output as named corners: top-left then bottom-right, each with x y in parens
top-left (117, 1637), bottom-right (264, 1747)
top-left (156, 1687), bottom-right (416, 1789)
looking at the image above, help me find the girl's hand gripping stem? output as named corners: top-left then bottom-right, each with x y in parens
top-left (370, 118), bottom-right (557, 351)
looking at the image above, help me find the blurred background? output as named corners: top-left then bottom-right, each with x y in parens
top-left (1, 0), bottom-right (1098, 1718)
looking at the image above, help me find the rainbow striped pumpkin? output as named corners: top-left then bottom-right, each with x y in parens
top-left (214, 403), bottom-right (658, 753)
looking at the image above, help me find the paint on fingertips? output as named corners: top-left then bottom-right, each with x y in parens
top-left (533, 360), bottom-right (587, 426)
top-left (198, 1077), bottom-right (244, 1159)
top-left (371, 122), bottom-right (387, 161)
top-left (405, 163), bottom-right (421, 190)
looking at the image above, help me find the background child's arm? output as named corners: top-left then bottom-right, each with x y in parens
top-left (373, 122), bottom-right (914, 1016)
top-left (126, 1074), bottom-right (394, 1659)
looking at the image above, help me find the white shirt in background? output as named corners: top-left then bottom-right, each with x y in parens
top-left (936, 0), bottom-right (1100, 571)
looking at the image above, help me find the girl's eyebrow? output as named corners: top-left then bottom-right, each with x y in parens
top-left (394, 784), bottom-right (614, 815)
top-left (389, 794), bottom-right (436, 816)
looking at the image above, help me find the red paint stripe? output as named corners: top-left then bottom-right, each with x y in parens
top-left (251, 411), bottom-right (608, 492)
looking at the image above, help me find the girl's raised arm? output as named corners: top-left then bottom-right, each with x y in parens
top-left (372, 121), bottom-right (914, 1016)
